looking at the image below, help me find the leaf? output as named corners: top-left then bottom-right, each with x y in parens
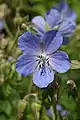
top-left (0, 101), bottom-right (12, 116)
top-left (0, 114), bottom-right (8, 120)
top-left (71, 60), bottom-right (80, 69)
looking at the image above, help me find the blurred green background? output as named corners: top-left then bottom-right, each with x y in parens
top-left (0, 0), bottom-right (80, 120)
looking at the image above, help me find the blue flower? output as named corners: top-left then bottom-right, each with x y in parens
top-left (8, 56), bottom-right (13, 62)
top-left (56, 104), bottom-right (63, 112)
top-left (53, 1), bottom-right (77, 21)
top-left (60, 110), bottom-right (69, 117)
top-left (16, 30), bottom-right (71, 88)
top-left (0, 19), bottom-right (5, 31)
top-left (32, 2), bottom-right (76, 44)
top-left (46, 105), bottom-right (68, 118)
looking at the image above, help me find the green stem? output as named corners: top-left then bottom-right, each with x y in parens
top-left (49, 90), bottom-right (57, 120)
top-left (52, 97), bottom-right (57, 120)
top-left (10, 27), bottom-right (20, 54)
top-left (7, 26), bottom-right (20, 58)
top-left (5, 21), bottom-right (13, 38)
top-left (39, 101), bottom-right (43, 120)
top-left (59, 115), bottom-right (63, 120)
top-left (58, 87), bottom-right (66, 100)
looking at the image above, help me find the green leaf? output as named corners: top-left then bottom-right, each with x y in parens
top-left (0, 114), bottom-right (8, 120)
top-left (9, 116), bottom-right (17, 120)
top-left (0, 101), bottom-right (12, 116)
top-left (71, 60), bottom-right (80, 69)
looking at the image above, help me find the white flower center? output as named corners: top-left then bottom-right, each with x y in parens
top-left (37, 53), bottom-right (49, 70)
top-left (36, 53), bottom-right (49, 75)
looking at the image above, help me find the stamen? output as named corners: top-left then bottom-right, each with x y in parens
top-left (36, 53), bottom-right (49, 76)
top-left (40, 64), bottom-right (46, 76)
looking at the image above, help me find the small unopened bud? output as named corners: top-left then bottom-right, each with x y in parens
top-left (0, 38), bottom-right (8, 49)
top-left (60, 110), bottom-right (69, 117)
top-left (18, 100), bottom-right (27, 113)
top-left (21, 23), bottom-right (26, 29)
top-left (46, 108), bottom-right (52, 118)
top-left (31, 102), bottom-right (41, 112)
top-left (67, 80), bottom-right (76, 89)
top-left (0, 4), bottom-right (10, 18)
top-left (0, 78), bottom-right (4, 83)
top-left (0, 19), bottom-right (5, 31)
top-left (56, 104), bottom-right (63, 112)
top-left (14, 17), bottom-right (23, 25)
top-left (67, 80), bottom-right (78, 99)
top-left (8, 56), bottom-right (13, 62)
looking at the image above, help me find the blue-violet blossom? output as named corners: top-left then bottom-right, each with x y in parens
top-left (0, 19), bottom-right (5, 31)
top-left (32, 2), bottom-right (76, 44)
top-left (16, 30), bottom-right (71, 88)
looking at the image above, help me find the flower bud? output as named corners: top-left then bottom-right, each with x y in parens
top-left (0, 4), bottom-right (10, 18)
top-left (8, 56), bottom-right (13, 62)
top-left (67, 80), bottom-right (78, 99)
top-left (60, 110), bottom-right (69, 117)
top-left (31, 102), bottom-right (41, 112)
top-left (17, 100), bottom-right (27, 113)
top-left (67, 80), bottom-right (76, 89)
top-left (46, 108), bottom-right (52, 118)
top-left (21, 23), bottom-right (26, 29)
top-left (56, 104), bottom-right (63, 112)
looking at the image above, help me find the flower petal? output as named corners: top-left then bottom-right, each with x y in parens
top-left (43, 30), bottom-right (63, 54)
top-left (62, 37), bottom-right (70, 45)
top-left (55, 2), bottom-right (68, 12)
top-left (0, 19), bottom-right (5, 31)
top-left (54, 2), bottom-right (77, 21)
top-left (63, 9), bottom-right (77, 21)
top-left (59, 20), bottom-right (76, 37)
top-left (32, 16), bottom-right (45, 35)
top-left (18, 32), bottom-right (41, 55)
top-left (33, 66), bottom-right (54, 88)
top-left (16, 53), bottom-right (37, 76)
top-left (49, 51), bottom-right (71, 73)
top-left (45, 9), bottom-right (62, 28)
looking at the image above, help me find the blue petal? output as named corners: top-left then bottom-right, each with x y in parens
top-left (45, 9), bottom-right (62, 28)
top-left (49, 51), bottom-right (71, 73)
top-left (59, 20), bottom-right (76, 37)
top-left (0, 19), bottom-right (5, 31)
top-left (16, 53), bottom-right (37, 76)
top-left (63, 9), bottom-right (77, 21)
top-left (60, 110), bottom-right (68, 117)
top-left (18, 32), bottom-right (41, 55)
top-left (32, 16), bottom-right (45, 35)
top-left (56, 104), bottom-right (63, 112)
top-left (54, 2), bottom-right (77, 21)
top-left (43, 30), bottom-right (63, 54)
top-left (62, 37), bottom-right (70, 45)
top-left (33, 66), bottom-right (54, 88)
top-left (54, 1), bottom-right (68, 13)
top-left (46, 108), bottom-right (52, 118)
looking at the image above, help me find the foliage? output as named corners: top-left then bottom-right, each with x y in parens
top-left (0, 0), bottom-right (80, 120)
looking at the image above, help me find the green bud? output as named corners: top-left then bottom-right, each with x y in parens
top-left (18, 100), bottom-right (27, 113)
top-left (21, 23), bottom-right (27, 29)
top-left (67, 80), bottom-right (76, 89)
top-left (0, 4), bottom-right (10, 18)
top-left (67, 80), bottom-right (78, 99)
top-left (14, 17), bottom-right (23, 25)
top-left (31, 102), bottom-right (41, 112)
